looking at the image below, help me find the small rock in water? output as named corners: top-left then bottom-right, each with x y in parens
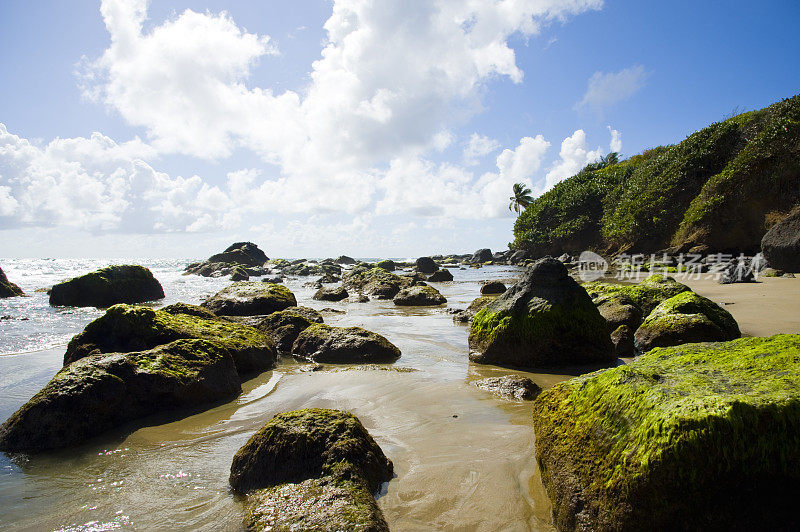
top-left (473, 375), bottom-right (542, 401)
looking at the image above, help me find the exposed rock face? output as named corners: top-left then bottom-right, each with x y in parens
top-left (63, 304), bottom-right (276, 374)
top-left (343, 266), bottom-right (414, 299)
top-left (473, 375), bottom-right (541, 401)
top-left (313, 286), bottom-right (349, 302)
top-left (634, 291), bottom-right (741, 352)
top-left (0, 339), bottom-right (241, 452)
top-left (393, 285), bottom-right (446, 306)
top-left (509, 250), bottom-right (531, 264)
top-left (185, 242), bottom-right (269, 278)
top-left (451, 296), bottom-right (496, 323)
top-left (334, 255), bottom-right (356, 265)
top-left (469, 257), bottom-right (613, 368)
top-left (531, 335), bottom-right (800, 531)
top-left (376, 260), bottom-right (395, 271)
top-left (293, 324), bottom-right (401, 364)
top-left (610, 324), bottom-right (635, 357)
top-left (471, 248), bottom-right (493, 263)
top-left (230, 409), bottom-right (393, 531)
top-left (230, 266), bottom-right (249, 282)
top-left (592, 293), bottom-right (643, 333)
top-left (415, 256), bottom-right (438, 274)
top-left (584, 274), bottom-right (691, 315)
top-left (762, 207), bottom-right (800, 272)
top-left (0, 266), bottom-right (24, 298)
top-left (427, 269), bottom-right (453, 282)
top-left (202, 282), bottom-right (296, 316)
top-left (49, 265), bottom-right (164, 308)
top-left (480, 281), bottom-right (506, 295)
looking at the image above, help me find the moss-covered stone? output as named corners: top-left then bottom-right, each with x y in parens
top-left (473, 375), bottom-right (541, 401)
top-left (160, 302), bottom-right (218, 320)
top-left (343, 266), bottom-right (413, 299)
top-left (63, 304), bottom-right (276, 374)
top-left (375, 260), bottom-right (395, 272)
top-left (584, 274), bottom-right (690, 315)
top-left (451, 296), bottom-right (497, 323)
top-left (469, 258), bottom-right (613, 368)
top-left (0, 265), bottom-right (24, 298)
top-left (313, 286), bottom-right (349, 302)
top-left (246, 308), bottom-right (324, 355)
top-left (532, 334), bottom-right (800, 530)
top-left (393, 285), bottom-right (446, 306)
top-left (634, 291), bottom-right (741, 351)
top-left (202, 282), bottom-right (296, 316)
top-left (230, 266), bottom-right (250, 281)
top-left (49, 265), bottom-right (164, 308)
top-left (0, 339), bottom-right (242, 452)
top-left (292, 324), bottom-right (401, 364)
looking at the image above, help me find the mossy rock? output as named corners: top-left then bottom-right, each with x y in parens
top-left (375, 260), bottom-right (395, 272)
top-left (0, 266), bottom-right (24, 298)
top-left (292, 324), bottom-right (401, 364)
top-left (313, 286), bottom-right (349, 302)
top-left (427, 269), bottom-right (453, 282)
top-left (202, 282), bottom-right (296, 316)
top-left (0, 339), bottom-right (241, 452)
top-left (343, 266), bottom-right (413, 299)
top-left (592, 292), bottom-right (643, 333)
top-left (634, 291), bottom-right (741, 351)
top-left (469, 258), bottom-right (613, 368)
top-left (451, 296), bottom-right (496, 323)
top-left (532, 334), bottom-right (800, 530)
top-left (245, 308), bottom-right (324, 355)
top-left (230, 266), bottom-right (250, 281)
top-left (161, 302), bottom-right (218, 320)
top-left (49, 265), bottom-right (164, 308)
top-left (392, 285), bottom-right (446, 306)
top-left (584, 274), bottom-right (691, 315)
top-left (63, 304), bottom-right (276, 374)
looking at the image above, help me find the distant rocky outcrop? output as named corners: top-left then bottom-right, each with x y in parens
top-left (532, 334), bottom-right (800, 530)
top-left (334, 255), bottom-right (356, 265)
top-left (471, 249), bottom-right (492, 263)
top-left (376, 260), bottom-right (395, 271)
top-left (0, 339), bottom-right (241, 453)
top-left (49, 265), bottom-right (164, 308)
top-left (230, 409), bottom-right (393, 531)
top-left (202, 282), bottom-right (296, 316)
top-left (185, 242), bottom-right (269, 278)
top-left (762, 207), bottom-right (800, 273)
top-left (292, 324), bottom-right (401, 364)
top-left (0, 266), bottom-right (24, 298)
top-left (469, 257), bottom-right (613, 368)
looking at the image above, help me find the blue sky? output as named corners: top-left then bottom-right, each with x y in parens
top-left (1, 0), bottom-right (798, 258)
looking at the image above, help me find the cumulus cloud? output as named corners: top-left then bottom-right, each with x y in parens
top-left (463, 133), bottom-right (501, 165)
top-left (577, 65), bottom-right (647, 113)
top-left (543, 129), bottom-right (603, 190)
top-left (608, 126), bottom-right (622, 152)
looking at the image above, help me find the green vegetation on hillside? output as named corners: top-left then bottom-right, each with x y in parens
top-left (512, 95), bottom-right (800, 255)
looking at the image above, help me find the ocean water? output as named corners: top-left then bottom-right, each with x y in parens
top-left (0, 259), bottom-right (569, 531)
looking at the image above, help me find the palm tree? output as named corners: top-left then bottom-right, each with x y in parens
top-left (508, 183), bottom-right (533, 214)
top-left (600, 151), bottom-right (619, 167)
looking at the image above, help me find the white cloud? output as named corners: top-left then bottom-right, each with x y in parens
top-left (543, 129), bottom-right (602, 190)
top-left (463, 133), bottom-right (501, 165)
top-left (608, 126), bottom-right (622, 152)
top-left (577, 65), bottom-right (647, 113)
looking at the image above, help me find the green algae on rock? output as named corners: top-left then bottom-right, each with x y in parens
top-left (292, 324), bottom-right (401, 364)
top-left (342, 266), bottom-right (413, 299)
top-left (49, 264), bottom-right (164, 308)
top-left (230, 408), bottom-right (393, 531)
top-left (392, 285), bottom-right (446, 306)
top-left (63, 304), bottom-right (276, 374)
top-left (0, 339), bottom-right (242, 453)
top-left (584, 274), bottom-right (690, 315)
top-left (634, 290), bottom-right (740, 351)
top-left (0, 265), bottom-right (24, 298)
top-left (469, 257), bottom-right (613, 368)
top-left (244, 307), bottom-right (324, 355)
top-left (531, 334), bottom-right (800, 531)
top-left (202, 282), bottom-right (296, 316)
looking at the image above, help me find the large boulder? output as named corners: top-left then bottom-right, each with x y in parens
top-left (471, 248), bottom-right (493, 263)
top-left (427, 269), bottom-right (453, 282)
top-left (208, 242), bottom-right (268, 267)
top-left (531, 334), bottom-right (800, 531)
top-left (393, 285), bottom-right (446, 306)
top-left (247, 308), bottom-right (323, 355)
top-left (468, 257), bottom-right (613, 368)
top-left (230, 409), bottom-right (393, 531)
top-left (313, 286), bottom-right (349, 302)
top-left (292, 324), bottom-right (401, 364)
top-left (0, 266), bottom-right (24, 298)
top-left (584, 274), bottom-right (691, 315)
top-left (334, 255), bottom-right (356, 265)
top-left (415, 256), bottom-right (438, 274)
top-left (49, 265), bottom-right (164, 308)
top-left (0, 339), bottom-right (241, 452)
top-left (375, 259), bottom-right (395, 272)
top-left (343, 266), bottom-right (413, 299)
top-left (202, 282), bottom-right (296, 316)
top-left (634, 291), bottom-right (741, 351)
top-left (63, 304), bottom-right (276, 374)
top-left (762, 207), bottom-right (800, 272)
top-left (480, 281), bottom-right (506, 295)
top-left (451, 295), bottom-right (496, 323)
top-left (509, 250), bottom-right (531, 264)
top-left (185, 242), bottom-right (269, 277)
